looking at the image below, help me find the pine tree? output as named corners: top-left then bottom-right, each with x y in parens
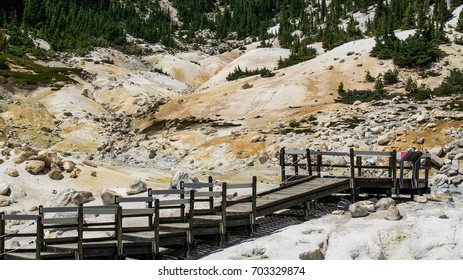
top-left (456, 9), bottom-right (463, 32)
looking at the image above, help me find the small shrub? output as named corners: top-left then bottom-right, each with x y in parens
top-left (383, 69), bottom-right (399, 85)
top-left (226, 66), bottom-right (274, 81)
top-left (101, 58), bottom-right (114, 64)
top-left (365, 71), bottom-right (375, 82)
top-left (0, 56), bottom-right (8, 70)
top-left (289, 119), bottom-right (300, 128)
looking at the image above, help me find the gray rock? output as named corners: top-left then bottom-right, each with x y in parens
top-left (25, 160), bottom-right (46, 175)
top-left (299, 247), bottom-right (324, 260)
top-left (451, 175), bottom-right (463, 185)
top-left (459, 167), bottom-right (463, 175)
top-left (100, 189), bottom-right (118, 205)
top-left (126, 180), bottom-right (147, 195)
top-left (353, 100), bottom-right (362, 106)
top-left (48, 169), bottom-right (63, 180)
top-left (148, 149), bottom-right (157, 159)
top-left (170, 171), bottom-right (199, 189)
top-left (258, 151), bottom-right (270, 164)
top-left (384, 205), bottom-right (402, 220)
top-left (417, 137), bottom-right (425, 144)
top-left (72, 191), bottom-right (95, 205)
top-left (378, 134), bottom-right (394, 146)
top-left (430, 154), bottom-right (444, 169)
top-left (432, 174), bottom-right (449, 187)
top-left (5, 168), bottom-right (19, 177)
top-left (349, 202), bottom-right (370, 218)
top-left (454, 153), bottom-right (463, 160)
top-left (375, 198), bottom-right (396, 210)
top-left (63, 161), bottom-right (76, 173)
top-left (429, 146), bottom-right (444, 157)
top-left (416, 114), bottom-right (429, 123)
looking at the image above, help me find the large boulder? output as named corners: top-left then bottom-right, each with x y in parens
top-left (375, 198), bottom-right (396, 210)
top-left (349, 202), bottom-right (370, 218)
top-left (25, 160), bottom-right (46, 175)
top-left (5, 168), bottom-right (19, 177)
top-left (126, 180), bottom-right (147, 195)
top-left (72, 191), bottom-right (95, 205)
top-left (36, 152), bottom-right (63, 167)
top-left (384, 205), bottom-right (402, 220)
top-left (100, 189), bottom-right (118, 205)
top-left (356, 200), bottom-right (376, 212)
top-left (6, 184), bottom-right (27, 200)
top-left (170, 171), bottom-right (199, 189)
top-left (13, 150), bottom-right (37, 164)
top-left (432, 174), bottom-right (449, 187)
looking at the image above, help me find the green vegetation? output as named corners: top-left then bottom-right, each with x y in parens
top-left (365, 71), bottom-right (375, 82)
top-left (0, 53), bottom-right (82, 90)
top-left (456, 9), bottom-right (463, 32)
top-left (278, 37), bottom-right (317, 69)
top-left (226, 66), bottom-right (275, 81)
top-left (383, 69), bottom-right (399, 84)
top-left (371, 34), bottom-right (441, 68)
top-left (335, 81), bottom-right (385, 104)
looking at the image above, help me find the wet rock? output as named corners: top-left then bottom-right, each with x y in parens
top-left (100, 189), bottom-right (118, 205)
top-left (349, 202), bottom-right (370, 218)
top-left (384, 205), bottom-right (402, 220)
top-left (126, 180), bottom-right (147, 195)
top-left (170, 171), bottom-right (199, 189)
top-left (63, 161), bottom-right (76, 173)
top-left (25, 160), bottom-right (46, 175)
top-left (375, 198), bottom-right (396, 210)
top-left (5, 168), bottom-right (19, 177)
top-left (299, 247), bottom-right (324, 260)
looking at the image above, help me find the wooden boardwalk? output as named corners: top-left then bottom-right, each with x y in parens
top-left (0, 148), bottom-right (431, 260)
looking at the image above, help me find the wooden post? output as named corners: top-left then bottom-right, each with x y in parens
top-left (306, 149), bottom-right (313, 177)
top-left (424, 153), bottom-right (430, 194)
top-left (188, 190), bottom-right (195, 249)
top-left (221, 182), bottom-right (227, 242)
top-left (147, 188), bottom-right (154, 229)
top-left (280, 147), bottom-right (286, 183)
top-left (349, 149), bottom-right (356, 201)
top-left (316, 151), bottom-right (322, 177)
top-left (356, 156), bottom-right (362, 177)
top-left (36, 216), bottom-right (43, 260)
top-left (116, 206), bottom-right (123, 259)
top-left (180, 182), bottom-right (185, 218)
top-left (0, 212), bottom-right (5, 260)
top-left (208, 176), bottom-right (214, 210)
top-left (154, 199), bottom-right (160, 259)
top-left (392, 150), bottom-right (397, 195)
top-left (251, 176), bottom-right (257, 234)
top-left (292, 154), bottom-right (299, 176)
top-left (77, 204), bottom-right (84, 260)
